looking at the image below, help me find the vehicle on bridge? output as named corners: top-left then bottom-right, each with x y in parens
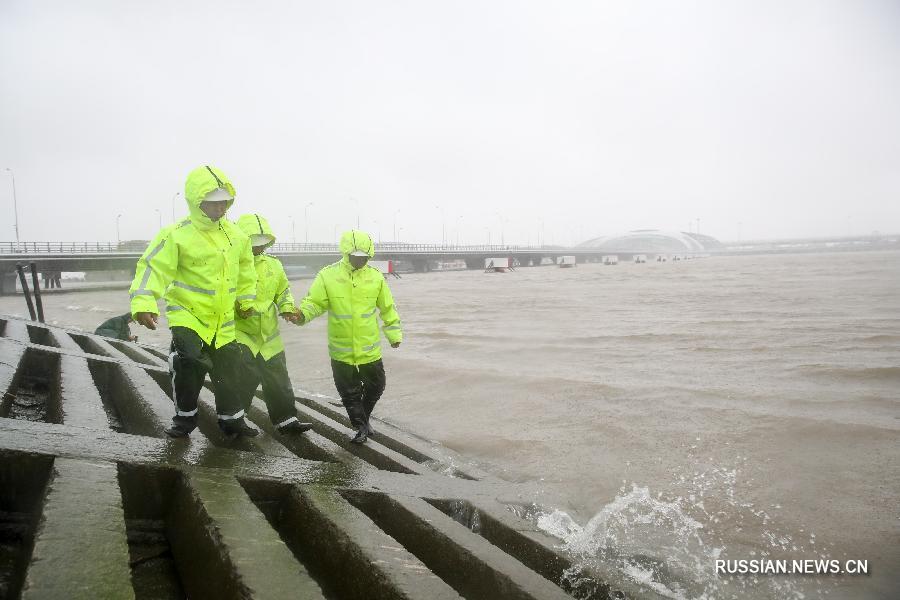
top-left (484, 257), bottom-right (511, 273)
top-left (557, 256), bottom-right (576, 268)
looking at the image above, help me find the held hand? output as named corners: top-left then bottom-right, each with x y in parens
top-left (390, 341), bottom-right (401, 349)
top-left (294, 309), bottom-right (306, 325)
top-left (135, 312), bottom-right (158, 330)
top-left (235, 300), bottom-right (255, 319)
top-left (129, 335), bottom-right (139, 342)
top-left (280, 311), bottom-right (300, 324)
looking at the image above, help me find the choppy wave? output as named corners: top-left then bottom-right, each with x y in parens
top-left (64, 304), bottom-right (115, 313)
top-left (528, 462), bottom-right (830, 599)
top-left (854, 334), bottom-right (900, 343)
top-left (794, 364), bottom-right (900, 384)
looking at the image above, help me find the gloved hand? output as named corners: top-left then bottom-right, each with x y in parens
top-left (390, 342), bottom-right (401, 348)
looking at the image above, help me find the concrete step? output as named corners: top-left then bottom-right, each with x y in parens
top-left (21, 458), bottom-right (134, 600)
top-left (0, 316), bottom-right (618, 599)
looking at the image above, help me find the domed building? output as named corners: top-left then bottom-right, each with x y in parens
top-left (578, 230), bottom-right (724, 254)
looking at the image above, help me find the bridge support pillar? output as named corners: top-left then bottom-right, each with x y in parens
top-left (1, 270), bottom-right (17, 296)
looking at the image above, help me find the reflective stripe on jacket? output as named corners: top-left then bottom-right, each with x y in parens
top-left (299, 230), bottom-right (402, 366)
top-left (128, 166), bottom-right (256, 348)
top-left (234, 214), bottom-right (294, 360)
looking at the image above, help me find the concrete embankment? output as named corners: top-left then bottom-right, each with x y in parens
top-left (0, 315), bottom-right (654, 599)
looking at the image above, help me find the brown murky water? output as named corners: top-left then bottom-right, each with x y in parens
top-left (4, 250), bottom-right (898, 599)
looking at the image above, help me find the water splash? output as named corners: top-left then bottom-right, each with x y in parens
top-left (530, 462), bottom-right (829, 599)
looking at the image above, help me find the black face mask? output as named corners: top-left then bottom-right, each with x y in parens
top-left (349, 255), bottom-right (369, 270)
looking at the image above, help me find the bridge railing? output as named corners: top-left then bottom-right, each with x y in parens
top-left (270, 242), bottom-right (547, 253)
top-left (0, 241), bottom-right (140, 254)
top-left (2, 241), bottom-right (570, 254)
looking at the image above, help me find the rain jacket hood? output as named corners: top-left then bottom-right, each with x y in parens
top-left (236, 214), bottom-right (276, 247)
top-left (129, 164), bottom-right (256, 348)
top-left (339, 230), bottom-right (375, 266)
top-left (184, 166), bottom-right (236, 231)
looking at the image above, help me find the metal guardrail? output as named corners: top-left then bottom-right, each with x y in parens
top-left (0, 241), bottom-right (131, 254)
top-left (1, 241), bottom-right (567, 254)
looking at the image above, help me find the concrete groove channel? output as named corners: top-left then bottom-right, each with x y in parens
top-left (0, 316), bottom-right (643, 600)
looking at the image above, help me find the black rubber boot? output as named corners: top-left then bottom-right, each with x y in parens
top-left (278, 420), bottom-right (314, 435)
top-left (350, 427), bottom-right (368, 444)
top-left (165, 416), bottom-right (197, 438)
top-left (219, 417), bottom-right (260, 439)
top-left (365, 419), bottom-right (377, 437)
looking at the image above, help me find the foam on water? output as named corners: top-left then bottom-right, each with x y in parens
top-left (531, 461), bottom-right (833, 599)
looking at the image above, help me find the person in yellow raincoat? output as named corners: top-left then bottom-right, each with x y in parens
top-left (296, 230), bottom-right (402, 444)
top-left (233, 213), bottom-right (313, 435)
top-left (129, 165), bottom-right (259, 439)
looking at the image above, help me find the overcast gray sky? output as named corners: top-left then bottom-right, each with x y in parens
top-left (2, 0), bottom-right (899, 245)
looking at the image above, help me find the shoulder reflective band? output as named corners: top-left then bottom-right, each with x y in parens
top-left (330, 312), bottom-right (352, 319)
top-left (221, 320), bottom-right (235, 328)
top-left (266, 331), bottom-right (280, 342)
top-left (165, 305), bottom-right (184, 312)
top-left (362, 342), bottom-right (381, 351)
top-left (360, 310), bottom-right (375, 318)
top-left (329, 344), bottom-right (353, 353)
top-left (383, 325), bottom-right (401, 331)
top-left (228, 287), bottom-right (237, 293)
top-left (236, 294), bottom-right (255, 301)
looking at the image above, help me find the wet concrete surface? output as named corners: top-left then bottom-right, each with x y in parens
top-left (0, 316), bottom-right (639, 600)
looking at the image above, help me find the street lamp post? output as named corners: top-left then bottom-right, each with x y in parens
top-left (351, 197), bottom-right (359, 229)
top-left (289, 216), bottom-right (296, 244)
top-left (116, 213), bottom-right (123, 244)
top-left (304, 202), bottom-right (313, 244)
top-left (393, 209), bottom-right (400, 244)
top-left (494, 212), bottom-right (505, 247)
top-left (435, 205), bottom-right (446, 246)
top-left (155, 209), bottom-right (162, 229)
top-left (171, 192), bottom-right (180, 222)
top-left (5, 168), bottom-right (20, 249)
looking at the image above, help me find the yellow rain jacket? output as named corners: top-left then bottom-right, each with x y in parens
top-left (129, 166), bottom-right (256, 348)
top-left (299, 230), bottom-right (402, 366)
top-left (234, 214), bottom-right (295, 360)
